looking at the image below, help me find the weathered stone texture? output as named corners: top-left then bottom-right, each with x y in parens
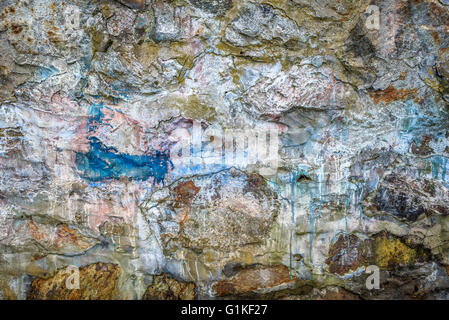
top-left (27, 263), bottom-right (121, 300)
top-left (143, 273), bottom-right (196, 300)
top-left (212, 265), bottom-right (296, 297)
top-left (0, 0), bottom-right (448, 300)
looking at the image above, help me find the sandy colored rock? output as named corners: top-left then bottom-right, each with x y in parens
top-left (27, 263), bottom-right (121, 300)
top-left (143, 274), bottom-right (195, 300)
top-left (0, 0), bottom-right (448, 301)
top-left (212, 265), bottom-right (296, 297)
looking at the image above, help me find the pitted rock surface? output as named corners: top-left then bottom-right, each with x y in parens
top-left (0, 0), bottom-right (449, 300)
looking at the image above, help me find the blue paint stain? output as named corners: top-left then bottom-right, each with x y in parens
top-left (308, 172), bottom-right (322, 266)
top-left (431, 155), bottom-right (448, 184)
top-left (75, 102), bottom-right (172, 183)
top-left (109, 84), bottom-right (130, 104)
top-left (342, 267), bottom-right (365, 280)
top-left (35, 66), bottom-right (58, 82)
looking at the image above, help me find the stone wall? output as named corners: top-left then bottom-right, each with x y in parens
top-left (0, 0), bottom-right (448, 299)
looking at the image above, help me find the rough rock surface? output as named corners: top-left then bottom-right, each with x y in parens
top-left (142, 273), bottom-right (196, 300)
top-left (27, 262), bottom-right (121, 300)
top-left (211, 264), bottom-right (296, 297)
top-left (0, 0), bottom-right (449, 300)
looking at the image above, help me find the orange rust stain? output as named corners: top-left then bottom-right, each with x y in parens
top-left (29, 221), bottom-right (93, 250)
top-left (173, 180), bottom-right (200, 207)
top-left (11, 24), bottom-right (23, 34)
top-left (172, 180), bottom-right (200, 226)
top-left (369, 85), bottom-right (418, 104)
top-left (432, 31), bottom-right (440, 43)
top-left (32, 254), bottom-right (45, 261)
top-left (28, 220), bottom-right (46, 242)
top-left (212, 265), bottom-right (296, 297)
top-left (54, 224), bottom-right (84, 249)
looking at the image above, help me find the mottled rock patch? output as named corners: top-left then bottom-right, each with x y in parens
top-left (27, 263), bottom-right (121, 300)
top-left (212, 265), bottom-right (295, 297)
top-left (143, 273), bottom-right (196, 300)
top-left (326, 232), bottom-right (431, 275)
top-left (0, 0), bottom-right (448, 301)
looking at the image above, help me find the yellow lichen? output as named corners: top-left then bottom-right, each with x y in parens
top-left (0, 280), bottom-right (16, 300)
top-left (167, 95), bottom-right (217, 122)
top-left (424, 77), bottom-right (443, 93)
top-left (101, 3), bottom-right (114, 19)
top-left (374, 234), bottom-right (416, 269)
top-left (134, 42), bottom-right (160, 68)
